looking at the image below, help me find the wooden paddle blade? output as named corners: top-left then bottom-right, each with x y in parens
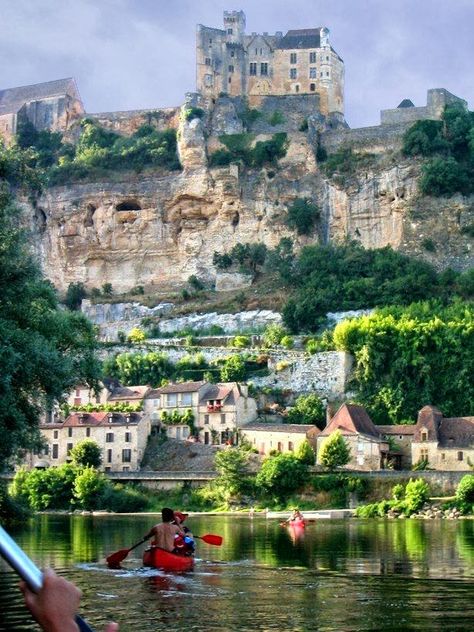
top-left (196, 534), bottom-right (223, 546)
top-left (106, 548), bottom-right (131, 566)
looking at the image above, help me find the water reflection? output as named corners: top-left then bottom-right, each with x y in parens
top-left (0, 515), bottom-right (472, 631)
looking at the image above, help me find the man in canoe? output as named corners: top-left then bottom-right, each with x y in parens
top-left (173, 511), bottom-right (195, 556)
top-left (144, 507), bottom-right (186, 553)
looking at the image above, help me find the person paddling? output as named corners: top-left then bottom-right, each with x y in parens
top-left (143, 507), bottom-right (185, 553)
top-left (173, 511), bottom-right (195, 556)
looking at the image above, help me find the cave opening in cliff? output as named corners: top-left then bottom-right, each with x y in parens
top-left (116, 200), bottom-right (142, 212)
top-left (84, 203), bottom-right (96, 227)
top-left (231, 211), bottom-right (240, 228)
top-left (36, 208), bottom-right (47, 233)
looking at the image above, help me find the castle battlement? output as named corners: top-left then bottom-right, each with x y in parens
top-left (196, 10), bottom-right (344, 118)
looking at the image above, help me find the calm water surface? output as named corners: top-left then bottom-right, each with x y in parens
top-left (0, 514), bottom-right (473, 631)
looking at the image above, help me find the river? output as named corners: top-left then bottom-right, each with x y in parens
top-left (0, 514), bottom-right (473, 631)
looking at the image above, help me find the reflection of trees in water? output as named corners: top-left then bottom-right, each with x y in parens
top-left (456, 520), bottom-right (474, 564)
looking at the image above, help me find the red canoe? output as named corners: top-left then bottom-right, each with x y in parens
top-left (288, 519), bottom-right (305, 528)
top-left (143, 546), bottom-right (194, 572)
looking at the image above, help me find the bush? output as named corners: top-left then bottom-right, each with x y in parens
top-left (100, 483), bottom-right (150, 512)
top-left (73, 466), bottom-right (107, 510)
top-left (285, 198), bottom-right (320, 235)
top-left (420, 157), bottom-right (471, 196)
top-left (184, 107), bottom-right (205, 121)
top-left (287, 394), bottom-right (325, 429)
top-left (219, 355), bottom-right (246, 382)
top-left (232, 335), bottom-right (250, 348)
top-left (188, 275), bottom-right (205, 291)
top-left (216, 132), bottom-right (288, 168)
top-left (402, 120), bottom-right (446, 156)
top-left (295, 440), bottom-right (315, 465)
top-left (322, 146), bottom-right (375, 178)
top-left (318, 430), bottom-right (351, 469)
top-left (255, 453), bottom-right (307, 500)
top-left (64, 282), bottom-right (87, 311)
top-left (455, 474), bottom-right (474, 505)
top-left (403, 478), bottom-right (430, 513)
top-left (268, 111), bottom-right (285, 126)
top-left (69, 440), bottom-right (102, 468)
top-left (127, 327), bottom-right (146, 344)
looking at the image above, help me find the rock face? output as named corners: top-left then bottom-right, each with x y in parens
top-left (23, 107), bottom-right (474, 293)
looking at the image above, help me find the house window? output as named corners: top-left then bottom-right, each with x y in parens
top-left (125, 432), bottom-right (132, 442)
top-left (122, 449), bottom-right (132, 463)
top-left (288, 442), bottom-right (294, 452)
top-left (205, 57), bottom-right (211, 66)
top-left (458, 451), bottom-right (464, 461)
top-left (86, 427), bottom-right (91, 437)
top-left (277, 442), bottom-right (283, 452)
top-left (181, 393), bottom-right (192, 406)
top-left (441, 453), bottom-right (445, 460)
top-left (52, 444), bottom-right (58, 459)
top-left (421, 431), bottom-right (428, 442)
top-left (220, 413), bottom-right (226, 424)
top-left (122, 467), bottom-right (130, 472)
top-left (105, 467), bottom-right (111, 472)
top-left (290, 53), bottom-right (297, 64)
top-left (67, 443), bottom-right (73, 456)
top-left (309, 67), bottom-right (317, 79)
top-left (204, 414), bottom-right (209, 425)
top-left (310, 83), bottom-right (316, 92)
top-left (53, 430), bottom-right (58, 439)
top-left (420, 448), bottom-right (428, 460)
top-left (357, 455), bottom-right (364, 465)
top-left (357, 441), bottom-right (364, 453)
top-left (106, 432), bottom-right (114, 443)
top-left (309, 51), bottom-right (316, 63)
top-left (107, 449), bottom-right (112, 463)
top-left (167, 393), bottom-right (178, 407)
top-left (75, 389), bottom-right (80, 397)
top-left (290, 68), bottom-right (297, 79)
top-left (295, 85), bottom-right (300, 93)
top-left (250, 63), bottom-right (257, 75)
top-left (228, 65), bottom-right (234, 73)
top-left (260, 63), bottom-right (268, 76)
top-left (68, 428), bottom-right (73, 437)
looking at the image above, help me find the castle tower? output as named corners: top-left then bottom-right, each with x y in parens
top-left (223, 10), bottom-right (246, 43)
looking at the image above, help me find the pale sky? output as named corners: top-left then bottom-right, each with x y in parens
top-left (0, 0), bottom-right (473, 128)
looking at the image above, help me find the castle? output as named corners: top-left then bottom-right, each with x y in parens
top-left (196, 10), bottom-right (344, 119)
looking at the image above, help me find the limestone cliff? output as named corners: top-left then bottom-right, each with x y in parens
top-left (23, 105), bottom-right (474, 293)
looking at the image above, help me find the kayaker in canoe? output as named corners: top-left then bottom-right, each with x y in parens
top-left (173, 511), bottom-right (195, 556)
top-left (143, 507), bottom-right (186, 553)
top-left (283, 509), bottom-right (305, 526)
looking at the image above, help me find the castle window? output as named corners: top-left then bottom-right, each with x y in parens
top-left (290, 53), bottom-right (297, 64)
top-left (458, 451), bottom-right (464, 461)
top-left (260, 48), bottom-right (263, 55)
top-left (209, 38), bottom-right (212, 44)
top-left (326, 71), bottom-right (330, 77)
top-left (290, 68), bottom-right (297, 79)
top-left (260, 63), bottom-right (268, 76)
top-left (250, 63), bottom-right (257, 76)
top-left (310, 83), bottom-right (316, 92)
top-left (310, 51), bottom-right (316, 63)
top-left (326, 56), bottom-right (330, 61)
top-left (228, 77), bottom-right (232, 84)
top-left (255, 48), bottom-right (258, 55)
top-left (309, 67), bottom-right (317, 79)
top-left (227, 28), bottom-right (233, 35)
top-left (320, 71), bottom-right (323, 77)
top-left (205, 57), bottom-right (211, 66)
top-left (230, 50), bottom-right (235, 57)
top-left (205, 74), bottom-right (213, 87)
top-left (228, 65), bottom-right (234, 73)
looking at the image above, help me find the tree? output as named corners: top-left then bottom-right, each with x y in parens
top-left (214, 447), bottom-right (250, 497)
top-left (318, 430), bottom-right (351, 469)
top-left (295, 440), bottom-right (316, 465)
top-left (64, 282), bottom-right (87, 311)
top-left (287, 394), bottom-right (326, 429)
top-left (0, 188), bottom-right (100, 469)
top-left (220, 355), bottom-right (246, 382)
top-left (285, 198), bottom-right (320, 235)
top-left (69, 440), bottom-right (102, 468)
top-left (127, 327), bottom-right (146, 344)
top-left (73, 466), bottom-right (107, 510)
top-left (255, 453), bottom-right (307, 500)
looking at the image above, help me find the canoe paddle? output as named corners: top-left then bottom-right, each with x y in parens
top-left (194, 534), bottom-right (223, 546)
top-left (106, 536), bottom-right (148, 567)
top-left (0, 524), bottom-right (94, 632)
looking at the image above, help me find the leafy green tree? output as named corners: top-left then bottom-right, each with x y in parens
top-left (262, 323), bottom-right (287, 348)
top-left (9, 464), bottom-right (78, 510)
top-left (285, 198), bottom-right (320, 235)
top-left (64, 282), bottom-right (87, 311)
top-left (214, 447), bottom-right (250, 497)
top-left (0, 189), bottom-right (100, 469)
top-left (332, 302), bottom-right (474, 423)
top-left (73, 466), bottom-right (107, 510)
top-left (420, 157), bottom-right (470, 196)
top-left (402, 120), bottom-right (446, 156)
top-left (287, 394), bottom-right (326, 429)
top-left (69, 440), bottom-right (102, 468)
top-left (220, 355), bottom-right (246, 382)
top-left (255, 453), bottom-right (307, 500)
top-left (265, 238), bottom-right (294, 283)
top-left (318, 430), bottom-right (351, 469)
top-left (455, 474), bottom-right (474, 505)
top-left (295, 440), bottom-right (316, 465)
top-left (103, 351), bottom-right (174, 386)
top-left (102, 282), bottom-right (113, 296)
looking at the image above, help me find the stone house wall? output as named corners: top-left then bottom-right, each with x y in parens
top-left (412, 441), bottom-right (474, 471)
top-left (242, 426), bottom-right (317, 455)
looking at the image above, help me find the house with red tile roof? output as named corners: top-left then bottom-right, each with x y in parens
top-left (412, 405), bottom-right (474, 470)
top-left (317, 403), bottom-right (389, 470)
top-left (242, 422), bottom-right (319, 456)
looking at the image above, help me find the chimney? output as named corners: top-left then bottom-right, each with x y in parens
top-left (325, 404), bottom-right (334, 427)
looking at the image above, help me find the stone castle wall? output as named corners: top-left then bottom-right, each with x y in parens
top-left (87, 107), bottom-right (180, 136)
top-left (320, 122), bottom-right (412, 154)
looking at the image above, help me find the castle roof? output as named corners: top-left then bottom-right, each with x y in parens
top-left (0, 78), bottom-right (81, 116)
top-left (398, 99), bottom-right (415, 108)
top-left (277, 28), bottom-right (322, 49)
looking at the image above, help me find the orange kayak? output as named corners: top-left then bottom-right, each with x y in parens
top-left (143, 546), bottom-right (194, 571)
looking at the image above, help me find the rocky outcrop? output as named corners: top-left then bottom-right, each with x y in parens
top-left (23, 110), bottom-right (474, 294)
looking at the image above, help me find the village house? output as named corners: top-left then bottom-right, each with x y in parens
top-left (242, 422), bottom-right (319, 456)
top-left (107, 384), bottom-right (151, 407)
top-left (143, 381), bottom-right (257, 444)
top-left (411, 405), bottom-right (474, 471)
top-left (33, 411), bottom-right (150, 472)
top-left (376, 424), bottom-right (416, 470)
top-left (317, 403), bottom-right (389, 470)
